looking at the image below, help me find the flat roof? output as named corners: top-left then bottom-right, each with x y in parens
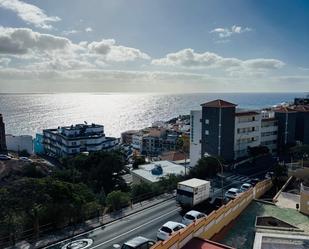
top-left (214, 201), bottom-right (309, 249)
top-left (132, 160), bottom-right (186, 183)
top-left (179, 178), bottom-right (210, 188)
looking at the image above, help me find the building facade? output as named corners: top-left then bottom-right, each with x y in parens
top-left (190, 110), bottom-right (202, 167)
top-left (201, 100), bottom-right (236, 162)
top-left (43, 123), bottom-right (118, 157)
top-left (234, 111), bottom-right (262, 159)
top-left (0, 114), bottom-right (6, 153)
top-left (261, 118), bottom-right (278, 154)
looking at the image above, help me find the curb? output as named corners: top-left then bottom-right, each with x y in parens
top-left (39, 194), bottom-right (176, 249)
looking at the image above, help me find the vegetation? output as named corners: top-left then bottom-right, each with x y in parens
top-left (289, 144), bottom-right (309, 160)
top-left (18, 149), bottom-right (30, 157)
top-left (132, 155), bottom-right (146, 169)
top-left (272, 163), bottom-right (288, 191)
top-left (189, 156), bottom-right (223, 178)
top-left (106, 191), bottom-right (130, 211)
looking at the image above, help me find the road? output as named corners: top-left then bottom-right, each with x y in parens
top-left (46, 199), bottom-right (182, 249)
top-left (45, 170), bottom-right (258, 249)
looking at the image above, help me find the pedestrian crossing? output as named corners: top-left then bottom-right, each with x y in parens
top-left (225, 174), bottom-right (251, 183)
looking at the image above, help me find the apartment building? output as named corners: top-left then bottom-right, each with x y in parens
top-left (0, 114), bottom-right (6, 153)
top-left (190, 99), bottom-right (279, 163)
top-left (234, 111), bottom-right (261, 159)
top-left (43, 123), bottom-right (118, 157)
top-left (190, 110), bottom-right (202, 167)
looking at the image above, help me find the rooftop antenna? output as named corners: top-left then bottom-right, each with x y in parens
top-left (84, 121), bottom-right (88, 125)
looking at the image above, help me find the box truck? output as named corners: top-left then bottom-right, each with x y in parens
top-left (176, 178), bottom-right (211, 208)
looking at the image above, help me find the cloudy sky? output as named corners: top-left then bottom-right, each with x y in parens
top-left (0, 0), bottom-right (308, 93)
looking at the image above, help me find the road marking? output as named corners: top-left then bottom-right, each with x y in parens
top-left (44, 199), bottom-right (176, 248)
top-left (90, 208), bottom-right (180, 249)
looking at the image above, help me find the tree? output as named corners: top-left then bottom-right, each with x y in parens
top-left (189, 156), bottom-right (222, 179)
top-left (106, 191), bottom-right (130, 211)
top-left (247, 146), bottom-right (269, 157)
top-left (272, 163), bottom-right (288, 191)
top-left (132, 156), bottom-right (146, 169)
top-left (18, 150), bottom-right (30, 157)
top-left (131, 182), bottom-right (153, 200)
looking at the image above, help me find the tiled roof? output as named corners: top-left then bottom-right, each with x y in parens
top-left (160, 151), bottom-right (186, 161)
top-left (201, 99), bottom-right (237, 108)
top-left (294, 105), bottom-right (309, 112)
top-left (274, 106), bottom-right (297, 113)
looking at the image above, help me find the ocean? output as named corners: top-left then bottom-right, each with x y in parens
top-left (0, 92), bottom-right (306, 138)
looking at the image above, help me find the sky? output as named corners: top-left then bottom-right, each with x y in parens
top-left (0, 0), bottom-right (308, 93)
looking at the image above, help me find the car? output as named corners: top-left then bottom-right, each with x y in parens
top-left (115, 236), bottom-right (156, 249)
top-left (240, 183), bottom-right (252, 192)
top-left (224, 188), bottom-right (242, 199)
top-left (19, 157), bottom-right (33, 163)
top-left (0, 154), bottom-right (11, 160)
top-left (181, 210), bottom-right (206, 225)
top-left (250, 178), bottom-right (260, 186)
top-left (265, 172), bottom-right (274, 179)
top-left (157, 221), bottom-right (186, 241)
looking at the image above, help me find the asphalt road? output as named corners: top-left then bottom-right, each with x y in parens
top-left (45, 172), bottom-right (259, 249)
top-left (46, 199), bottom-right (182, 249)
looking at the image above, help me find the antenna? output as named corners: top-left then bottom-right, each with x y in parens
top-left (84, 121), bottom-right (87, 125)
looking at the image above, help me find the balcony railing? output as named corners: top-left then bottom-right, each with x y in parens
top-left (301, 183), bottom-right (309, 193)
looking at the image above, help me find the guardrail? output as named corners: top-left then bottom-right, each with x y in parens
top-left (151, 179), bottom-right (272, 249)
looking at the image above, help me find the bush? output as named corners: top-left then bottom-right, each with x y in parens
top-left (18, 150), bottom-right (30, 157)
top-left (106, 191), bottom-right (130, 211)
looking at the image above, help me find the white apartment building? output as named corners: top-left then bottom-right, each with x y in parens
top-left (261, 118), bottom-right (278, 154)
top-left (234, 110), bottom-right (262, 159)
top-left (43, 123), bottom-right (118, 157)
top-left (189, 110), bottom-right (202, 166)
top-left (132, 132), bottom-right (144, 151)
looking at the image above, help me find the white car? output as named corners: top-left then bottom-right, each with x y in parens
top-left (157, 221), bottom-right (186, 241)
top-left (224, 188), bottom-right (242, 199)
top-left (240, 183), bottom-right (252, 192)
top-left (181, 210), bottom-right (206, 226)
top-left (0, 154), bottom-right (11, 160)
top-left (117, 236), bottom-right (155, 249)
top-left (19, 157), bottom-right (33, 163)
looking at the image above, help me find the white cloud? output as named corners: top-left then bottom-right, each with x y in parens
top-left (210, 25), bottom-right (252, 38)
top-left (85, 27), bottom-right (93, 32)
top-left (0, 0), bottom-right (60, 29)
top-left (87, 39), bottom-right (151, 62)
top-left (152, 48), bottom-right (284, 72)
top-left (62, 30), bottom-right (79, 36)
top-left (0, 26), bottom-right (72, 55)
top-left (0, 57), bottom-right (11, 68)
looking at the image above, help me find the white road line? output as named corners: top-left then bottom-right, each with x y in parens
top-left (44, 199), bottom-right (176, 248)
top-left (90, 208), bottom-right (181, 249)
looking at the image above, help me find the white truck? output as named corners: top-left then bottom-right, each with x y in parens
top-left (176, 178), bottom-right (211, 208)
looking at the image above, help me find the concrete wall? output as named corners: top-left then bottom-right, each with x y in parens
top-left (151, 179), bottom-right (272, 249)
top-left (5, 134), bottom-right (33, 154)
top-left (190, 110), bottom-right (202, 167)
top-left (300, 183), bottom-right (309, 215)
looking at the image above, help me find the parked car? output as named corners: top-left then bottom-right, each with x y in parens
top-left (265, 172), bottom-right (274, 179)
top-left (240, 183), bottom-right (252, 192)
top-left (0, 154), bottom-right (11, 160)
top-left (224, 188), bottom-right (242, 199)
top-left (181, 210), bottom-right (206, 225)
top-left (116, 236), bottom-right (155, 249)
top-left (157, 221), bottom-right (186, 241)
top-left (250, 178), bottom-right (260, 186)
top-left (19, 157), bottom-right (33, 163)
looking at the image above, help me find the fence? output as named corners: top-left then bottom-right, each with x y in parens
top-left (151, 179), bottom-right (272, 249)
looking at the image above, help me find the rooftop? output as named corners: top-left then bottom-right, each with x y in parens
top-left (215, 201), bottom-right (309, 249)
top-left (131, 160), bottom-right (186, 183)
top-left (201, 99), bottom-right (237, 108)
top-left (178, 178), bottom-right (209, 188)
top-left (235, 110), bottom-right (260, 117)
top-left (183, 238), bottom-right (235, 249)
top-left (274, 106), bottom-right (298, 113)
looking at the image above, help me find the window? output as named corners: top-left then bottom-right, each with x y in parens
top-left (205, 130), bottom-right (209, 135)
top-left (205, 119), bottom-right (209, 124)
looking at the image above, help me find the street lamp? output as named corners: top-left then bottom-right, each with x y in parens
top-left (204, 153), bottom-right (224, 205)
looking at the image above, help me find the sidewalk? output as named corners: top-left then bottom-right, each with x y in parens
top-left (6, 192), bottom-right (176, 249)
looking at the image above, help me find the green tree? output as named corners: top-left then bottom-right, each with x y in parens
top-left (131, 182), bottom-right (153, 201)
top-left (272, 163), bottom-right (288, 191)
top-left (106, 191), bottom-right (130, 211)
top-left (189, 156), bottom-right (222, 179)
top-left (132, 156), bottom-right (146, 169)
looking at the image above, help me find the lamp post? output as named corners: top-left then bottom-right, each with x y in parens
top-left (204, 153), bottom-right (224, 205)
